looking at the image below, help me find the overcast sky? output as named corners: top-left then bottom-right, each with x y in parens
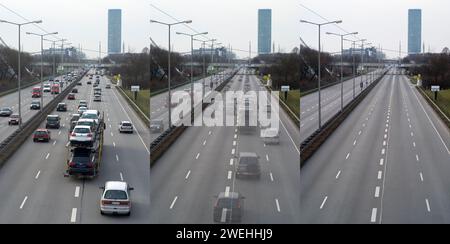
top-left (0, 0), bottom-right (449, 58)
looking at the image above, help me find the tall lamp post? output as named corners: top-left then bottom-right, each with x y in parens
top-left (26, 31), bottom-right (58, 112)
top-left (300, 19), bottom-right (342, 129)
top-left (194, 38), bottom-right (212, 98)
top-left (326, 31), bottom-right (358, 112)
top-left (0, 19), bottom-right (42, 128)
top-left (343, 38), bottom-right (359, 99)
top-left (150, 19), bottom-right (192, 128)
top-left (176, 31), bottom-right (208, 124)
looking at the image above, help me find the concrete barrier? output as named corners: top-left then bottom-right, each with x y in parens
top-left (0, 70), bottom-right (88, 168)
top-left (300, 70), bottom-right (389, 166)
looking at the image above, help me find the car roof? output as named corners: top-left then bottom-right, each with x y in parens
top-left (47, 115), bottom-right (59, 118)
top-left (105, 181), bottom-right (128, 191)
top-left (239, 152), bottom-right (258, 158)
top-left (218, 192), bottom-right (240, 199)
top-left (74, 125), bottom-right (91, 130)
top-left (36, 128), bottom-right (48, 132)
top-left (121, 121), bottom-right (132, 124)
top-left (78, 118), bottom-right (95, 122)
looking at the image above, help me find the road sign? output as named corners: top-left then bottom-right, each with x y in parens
top-left (131, 86), bottom-right (140, 92)
top-left (281, 86), bottom-right (290, 92)
top-left (431, 86), bottom-right (440, 92)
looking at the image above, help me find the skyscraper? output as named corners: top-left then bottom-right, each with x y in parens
top-left (108, 9), bottom-right (122, 54)
top-left (408, 9), bottom-right (422, 54)
top-left (258, 9), bottom-right (272, 55)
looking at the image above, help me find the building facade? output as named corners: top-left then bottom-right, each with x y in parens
top-left (258, 9), bottom-right (272, 55)
top-left (108, 9), bottom-right (122, 54)
top-left (408, 9), bottom-right (422, 54)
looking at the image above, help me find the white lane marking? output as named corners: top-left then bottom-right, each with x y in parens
top-left (227, 171), bottom-right (232, 180)
top-left (203, 140), bottom-right (207, 146)
top-left (346, 153), bottom-right (350, 160)
top-left (384, 134), bottom-right (387, 139)
top-left (386, 124), bottom-right (389, 128)
top-left (232, 141), bottom-right (236, 146)
top-left (109, 124), bottom-right (112, 128)
top-left (411, 132), bottom-right (414, 137)
top-left (383, 141), bottom-right (386, 146)
top-left (380, 158), bottom-right (384, 166)
top-left (209, 131), bottom-right (212, 135)
top-left (385, 129), bottom-right (388, 133)
top-left (320, 196), bottom-right (328, 209)
top-left (336, 171), bottom-right (341, 179)
top-left (353, 140), bottom-right (357, 146)
top-left (113, 142), bottom-right (116, 147)
top-left (120, 173), bottom-right (124, 181)
top-left (74, 186), bottom-right (80, 198)
top-left (58, 131), bottom-right (61, 135)
top-left (116, 154), bottom-right (119, 162)
top-left (381, 149), bottom-right (386, 155)
top-left (231, 148), bottom-right (235, 155)
top-left (66, 142), bottom-right (70, 147)
top-left (413, 142), bottom-right (416, 147)
top-left (426, 199), bottom-right (431, 212)
top-left (53, 141), bottom-right (57, 146)
top-left (358, 131), bottom-right (362, 135)
top-left (420, 172), bottom-right (424, 182)
top-left (229, 158), bottom-right (234, 166)
top-left (266, 154), bottom-right (270, 162)
top-left (416, 155), bottom-right (419, 162)
top-left (225, 186), bottom-right (230, 197)
top-left (185, 170), bottom-right (191, 180)
top-left (169, 196), bottom-right (178, 209)
top-left (35, 171), bottom-right (41, 180)
top-left (111, 132), bottom-right (114, 137)
top-left (195, 153), bottom-right (200, 160)
top-left (234, 134), bottom-right (237, 139)
top-left (70, 208), bottom-right (77, 223)
top-left (275, 199), bottom-right (281, 212)
top-left (375, 187), bottom-right (380, 198)
top-left (371, 208), bottom-right (378, 223)
top-left (378, 171), bottom-right (383, 180)
top-left (220, 209), bottom-right (228, 223)
top-left (45, 153), bottom-right (50, 159)
top-left (270, 173), bottom-right (274, 182)
top-left (19, 196), bottom-right (28, 209)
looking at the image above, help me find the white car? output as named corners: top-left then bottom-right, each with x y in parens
top-left (43, 85), bottom-right (51, 93)
top-left (70, 126), bottom-right (94, 144)
top-left (260, 128), bottom-right (280, 144)
top-left (81, 110), bottom-right (99, 124)
top-left (119, 121), bottom-right (133, 133)
top-left (77, 106), bottom-right (88, 115)
top-left (93, 94), bottom-right (101, 102)
top-left (100, 181), bottom-right (134, 216)
top-left (76, 118), bottom-right (97, 132)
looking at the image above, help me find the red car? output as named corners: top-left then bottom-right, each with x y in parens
top-left (32, 87), bottom-right (42, 98)
top-left (68, 93), bottom-right (76, 100)
top-left (33, 129), bottom-right (51, 142)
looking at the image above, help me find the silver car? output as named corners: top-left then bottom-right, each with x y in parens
top-left (100, 181), bottom-right (134, 216)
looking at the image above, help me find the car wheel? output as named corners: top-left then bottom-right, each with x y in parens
top-left (33, 139), bottom-right (36, 143)
top-left (100, 210), bottom-right (104, 215)
top-left (125, 211), bottom-right (131, 216)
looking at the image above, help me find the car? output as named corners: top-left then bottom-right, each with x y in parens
top-left (105, 84), bottom-right (111, 89)
top-left (51, 84), bottom-right (60, 94)
top-left (70, 114), bottom-right (81, 132)
top-left (94, 88), bottom-right (102, 95)
top-left (150, 119), bottom-right (164, 133)
top-left (260, 128), bottom-right (280, 144)
top-left (87, 80), bottom-right (92, 85)
top-left (0, 107), bottom-right (13, 117)
top-left (77, 81), bottom-right (82, 86)
top-left (76, 118), bottom-right (97, 132)
top-left (43, 85), bottom-right (51, 93)
top-left (56, 103), bottom-right (68, 112)
top-left (235, 152), bottom-right (261, 179)
top-left (81, 110), bottom-right (100, 124)
top-left (33, 129), bottom-right (51, 142)
top-left (72, 88), bottom-right (78, 93)
top-left (78, 100), bottom-right (88, 108)
top-left (100, 181), bottom-right (134, 216)
top-left (213, 192), bottom-right (244, 223)
top-left (70, 125), bottom-right (94, 145)
top-left (32, 87), bottom-right (42, 98)
top-left (46, 115), bottom-right (61, 129)
top-left (67, 148), bottom-right (98, 177)
top-left (30, 101), bottom-right (41, 110)
top-left (68, 93), bottom-right (76, 100)
top-left (93, 94), bottom-right (101, 102)
top-left (119, 121), bottom-right (133, 133)
top-left (8, 114), bottom-right (21, 126)
top-left (77, 106), bottom-right (88, 114)
top-left (93, 83), bottom-right (99, 88)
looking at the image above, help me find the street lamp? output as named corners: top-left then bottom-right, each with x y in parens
top-left (150, 19), bottom-right (192, 128)
top-left (43, 38), bottom-right (60, 80)
top-left (360, 40), bottom-right (370, 90)
top-left (176, 31), bottom-right (208, 124)
top-left (326, 31), bottom-right (358, 112)
top-left (193, 38), bottom-right (213, 97)
top-left (343, 38), bottom-right (359, 99)
top-left (27, 31), bottom-right (58, 112)
top-left (0, 19), bottom-right (42, 128)
top-left (300, 19), bottom-right (342, 129)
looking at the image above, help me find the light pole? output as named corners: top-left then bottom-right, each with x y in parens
top-left (193, 38), bottom-right (212, 98)
top-left (150, 19), bottom-right (192, 128)
top-left (59, 39), bottom-right (68, 75)
top-left (360, 40), bottom-right (370, 89)
top-left (209, 39), bottom-right (218, 88)
top-left (0, 19), bottom-right (42, 128)
top-left (43, 38), bottom-right (58, 80)
top-left (176, 31), bottom-right (208, 124)
top-left (300, 19), bottom-right (342, 129)
top-left (343, 38), bottom-right (358, 99)
top-left (26, 31), bottom-right (58, 112)
top-left (326, 31), bottom-right (358, 112)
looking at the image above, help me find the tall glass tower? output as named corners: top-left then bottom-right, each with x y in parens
top-left (408, 9), bottom-right (422, 54)
top-left (258, 9), bottom-right (272, 55)
top-left (108, 9), bottom-right (122, 54)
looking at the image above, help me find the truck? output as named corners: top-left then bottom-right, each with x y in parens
top-left (65, 111), bottom-right (106, 178)
top-left (32, 87), bottom-right (42, 98)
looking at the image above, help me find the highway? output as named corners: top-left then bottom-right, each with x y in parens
top-left (300, 68), bottom-right (450, 224)
top-left (0, 70), bottom-right (150, 224)
top-left (300, 70), bottom-right (385, 142)
top-left (149, 68), bottom-right (300, 224)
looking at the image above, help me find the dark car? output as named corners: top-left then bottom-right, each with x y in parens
top-left (30, 101), bottom-right (41, 110)
top-left (72, 88), bottom-right (78, 93)
top-left (46, 115), bottom-right (61, 129)
top-left (0, 107), bottom-right (13, 117)
top-left (33, 129), bottom-right (51, 142)
top-left (150, 119), bottom-right (164, 133)
top-left (87, 80), bottom-right (92, 85)
top-left (67, 148), bottom-right (98, 177)
top-left (213, 192), bottom-right (245, 223)
top-left (8, 114), bottom-right (21, 126)
top-left (77, 81), bottom-right (82, 86)
top-left (235, 152), bottom-right (261, 179)
top-left (57, 103), bottom-right (68, 112)
top-left (68, 93), bottom-right (76, 100)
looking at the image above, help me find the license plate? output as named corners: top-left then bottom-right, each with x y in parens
top-left (112, 202), bottom-right (121, 205)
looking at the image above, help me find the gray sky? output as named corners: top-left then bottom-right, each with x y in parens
top-left (0, 0), bottom-right (448, 59)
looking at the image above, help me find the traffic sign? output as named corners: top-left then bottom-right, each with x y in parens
top-left (431, 86), bottom-right (440, 92)
top-left (131, 86), bottom-right (140, 92)
top-left (281, 86), bottom-right (290, 92)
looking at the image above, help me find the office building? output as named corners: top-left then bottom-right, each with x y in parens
top-left (108, 9), bottom-right (122, 54)
top-left (408, 9), bottom-right (422, 54)
top-left (258, 9), bottom-right (272, 55)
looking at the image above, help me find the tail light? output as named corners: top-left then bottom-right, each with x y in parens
top-left (68, 161), bottom-right (76, 167)
top-left (87, 133), bottom-right (93, 138)
top-left (102, 200), bottom-right (112, 205)
top-left (120, 201), bottom-right (130, 206)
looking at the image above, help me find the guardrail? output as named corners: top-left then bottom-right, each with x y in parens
top-left (416, 86), bottom-right (450, 130)
top-left (150, 69), bottom-right (240, 164)
top-left (0, 70), bottom-right (88, 167)
top-left (300, 69), bottom-right (389, 166)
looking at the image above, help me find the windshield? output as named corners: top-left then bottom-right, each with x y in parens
top-left (239, 156), bottom-right (257, 165)
top-left (47, 117), bottom-right (59, 121)
top-left (82, 114), bottom-right (98, 120)
top-left (217, 198), bottom-right (239, 208)
top-left (104, 190), bottom-right (128, 200)
top-left (35, 131), bottom-right (47, 136)
top-left (122, 123), bottom-right (132, 127)
top-left (77, 121), bottom-right (93, 127)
